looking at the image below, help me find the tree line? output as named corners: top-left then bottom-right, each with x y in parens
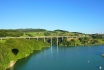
top-left (0, 29), bottom-right (104, 37)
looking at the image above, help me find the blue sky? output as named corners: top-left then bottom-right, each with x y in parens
top-left (0, 0), bottom-right (104, 34)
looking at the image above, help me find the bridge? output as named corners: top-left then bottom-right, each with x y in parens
top-left (0, 36), bottom-right (90, 45)
top-left (0, 36), bottom-right (90, 52)
top-left (0, 36), bottom-right (90, 41)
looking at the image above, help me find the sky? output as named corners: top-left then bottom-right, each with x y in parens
top-left (0, 0), bottom-right (104, 34)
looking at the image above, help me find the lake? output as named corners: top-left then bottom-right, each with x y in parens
top-left (8, 45), bottom-right (104, 70)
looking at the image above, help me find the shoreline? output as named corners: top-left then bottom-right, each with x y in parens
top-left (6, 47), bottom-right (50, 70)
top-left (6, 44), bottom-right (104, 70)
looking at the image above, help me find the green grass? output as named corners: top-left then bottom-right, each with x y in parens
top-left (22, 31), bottom-right (86, 37)
top-left (0, 40), bottom-right (6, 43)
top-left (24, 32), bottom-right (45, 37)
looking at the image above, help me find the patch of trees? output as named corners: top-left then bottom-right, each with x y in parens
top-left (44, 32), bottom-right (51, 36)
top-left (52, 37), bottom-right (104, 46)
top-left (71, 32), bottom-right (83, 34)
top-left (91, 34), bottom-right (104, 39)
top-left (0, 30), bottom-right (23, 37)
top-left (54, 29), bottom-right (69, 33)
top-left (16, 28), bottom-right (46, 32)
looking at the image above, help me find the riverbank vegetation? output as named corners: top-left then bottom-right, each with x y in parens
top-left (59, 37), bottom-right (104, 46)
top-left (0, 38), bottom-right (49, 70)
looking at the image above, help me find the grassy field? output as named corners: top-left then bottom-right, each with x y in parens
top-left (21, 31), bottom-right (88, 37)
top-left (0, 40), bottom-right (6, 43)
top-left (23, 32), bottom-right (45, 37)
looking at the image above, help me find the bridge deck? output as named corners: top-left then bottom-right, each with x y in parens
top-left (0, 36), bottom-right (90, 39)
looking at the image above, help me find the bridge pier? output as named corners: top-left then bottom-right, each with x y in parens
top-left (51, 37), bottom-right (52, 46)
top-left (37, 37), bottom-right (38, 41)
top-left (29, 37), bottom-right (30, 40)
top-left (57, 37), bottom-right (58, 46)
top-left (1, 38), bottom-right (2, 41)
top-left (51, 37), bottom-right (52, 53)
top-left (62, 37), bottom-right (63, 41)
top-left (67, 36), bottom-right (68, 40)
top-left (44, 37), bottom-right (45, 42)
top-left (57, 37), bottom-right (58, 52)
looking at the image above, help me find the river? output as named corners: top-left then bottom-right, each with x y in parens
top-left (8, 45), bottom-right (104, 70)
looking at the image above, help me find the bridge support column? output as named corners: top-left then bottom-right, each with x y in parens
top-left (51, 37), bottom-right (52, 46)
top-left (67, 37), bottom-right (68, 40)
top-left (44, 37), bottom-right (45, 42)
top-left (57, 37), bottom-right (58, 46)
top-left (37, 37), bottom-right (38, 41)
top-left (62, 37), bottom-right (63, 41)
top-left (57, 37), bottom-right (58, 52)
top-left (1, 38), bottom-right (2, 41)
top-left (51, 37), bottom-right (52, 53)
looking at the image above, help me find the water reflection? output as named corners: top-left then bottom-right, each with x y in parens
top-left (50, 45), bottom-right (59, 53)
top-left (51, 46), bottom-right (52, 53)
top-left (8, 45), bottom-right (104, 70)
top-left (43, 48), bottom-right (47, 56)
top-left (57, 45), bottom-right (58, 52)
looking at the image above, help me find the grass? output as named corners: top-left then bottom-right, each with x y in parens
top-left (22, 31), bottom-right (87, 37)
top-left (24, 32), bottom-right (45, 37)
top-left (0, 40), bottom-right (6, 43)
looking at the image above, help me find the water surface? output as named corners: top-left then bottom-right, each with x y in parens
top-left (9, 45), bottom-right (104, 70)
